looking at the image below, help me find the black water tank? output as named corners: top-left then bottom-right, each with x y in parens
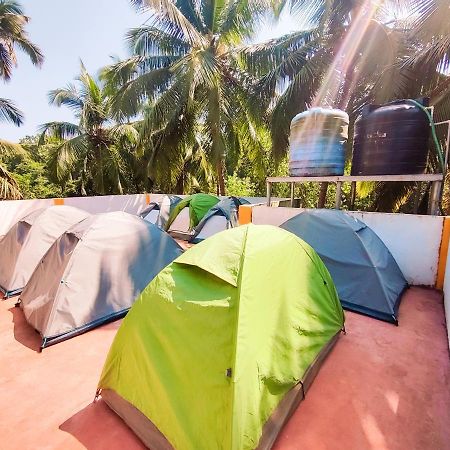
top-left (351, 98), bottom-right (430, 175)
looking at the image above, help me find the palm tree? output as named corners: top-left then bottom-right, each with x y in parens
top-left (0, 0), bottom-right (43, 80)
top-left (244, 0), bottom-right (450, 210)
top-left (39, 64), bottom-right (140, 196)
top-left (0, 98), bottom-right (24, 199)
top-left (102, 0), bottom-right (271, 195)
top-left (0, 138), bottom-right (22, 199)
top-left (0, 96), bottom-right (22, 125)
top-left (0, 0), bottom-right (43, 199)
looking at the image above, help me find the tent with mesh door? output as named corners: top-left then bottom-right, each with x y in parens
top-left (98, 224), bottom-right (344, 450)
top-left (165, 193), bottom-right (219, 239)
top-left (0, 206), bottom-right (90, 298)
top-left (19, 211), bottom-right (182, 349)
top-left (140, 195), bottom-right (182, 229)
top-left (190, 196), bottom-right (249, 243)
top-left (281, 209), bottom-right (408, 324)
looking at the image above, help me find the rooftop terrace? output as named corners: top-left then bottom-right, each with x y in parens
top-left (1, 287), bottom-right (448, 450)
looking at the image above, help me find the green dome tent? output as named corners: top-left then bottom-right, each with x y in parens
top-left (97, 224), bottom-right (344, 450)
top-left (281, 209), bottom-right (408, 324)
top-left (190, 196), bottom-right (249, 243)
top-left (164, 193), bottom-right (219, 232)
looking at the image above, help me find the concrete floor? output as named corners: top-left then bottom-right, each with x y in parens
top-left (0, 287), bottom-right (449, 450)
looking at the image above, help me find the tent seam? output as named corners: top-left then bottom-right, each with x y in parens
top-left (352, 227), bottom-right (397, 318)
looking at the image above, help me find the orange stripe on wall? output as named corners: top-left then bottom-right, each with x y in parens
top-left (53, 198), bottom-right (64, 205)
top-left (145, 193), bottom-right (151, 205)
top-left (436, 217), bottom-right (450, 290)
top-left (239, 205), bottom-right (252, 225)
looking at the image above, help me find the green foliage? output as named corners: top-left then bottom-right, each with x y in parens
top-left (226, 173), bottom-right (256, 197)
top-left (103, 0), bottom-right (273, 195)
top-left (3, 0), bottom-right (450, 212)
top-left (9, 158), bottom-right (60, 199)
top-left (0, 1), bottom-right (44, 198)
top-left (0, 0), bottom-right (44, 81)
top-left (39, 64), bottom-right (144, 196)
top-left (1, 135), bottom-right (62, 199)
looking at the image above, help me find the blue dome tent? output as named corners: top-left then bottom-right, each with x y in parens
top-left (281, 209), bottom-right (408, 324)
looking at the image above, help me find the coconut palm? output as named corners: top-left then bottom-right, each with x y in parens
top-left (0, 0), bottom-right (43, 80)
top-left (39, 64), bottom-right (140, 196)
top-left (0, 138), bottom-right (22, 199)
top-left (0, 97), bottom-right (24, 198)
top-left (0, 0), bottom-right (42, 199)
top-left (0, 98), bottom-right (24, 199)
top-left (243, 0), bottom-right (450, 210)
top-left (102, 0), bottom-right (272, 195)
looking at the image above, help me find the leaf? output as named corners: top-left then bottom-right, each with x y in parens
top-left (0, 97), bottom-right (24, 125)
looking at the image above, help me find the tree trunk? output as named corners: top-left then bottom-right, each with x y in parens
top-left (318, 182), bottom-right (328, 208)
top-left (175, 171), bottom-right (185, 195)
top-left (217, 160), bottom-right (225, 196)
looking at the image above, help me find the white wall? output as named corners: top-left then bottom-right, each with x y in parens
top-left (0, 194), bottom-right (149, 237)
top-left (64, 194), bottom-right (148, 215)
top-left (251, 206), bottom-right (444, 287)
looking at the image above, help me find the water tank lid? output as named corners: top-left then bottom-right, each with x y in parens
top-left (291, 107), bottom-right (349, 125)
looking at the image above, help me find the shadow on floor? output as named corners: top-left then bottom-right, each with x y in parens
top-left (8, 305), bottom-right (42, 352)
top-left (60, 400), bottom-right (145, 450)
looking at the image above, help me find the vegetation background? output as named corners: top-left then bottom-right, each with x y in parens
top-left (0, 0), bottom-right (449, 213)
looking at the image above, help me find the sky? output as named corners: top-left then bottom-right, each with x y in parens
top-left (1, 0), bottom-right (301, 142)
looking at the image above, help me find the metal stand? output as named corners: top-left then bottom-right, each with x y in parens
top-left (268, 114), bottom-right (450, 215)
top-left (266, 174), bottom-right (444, 215)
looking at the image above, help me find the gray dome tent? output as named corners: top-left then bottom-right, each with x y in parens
top-left (19, 211), bottom-right (183, 349)
top-left (190, 197), bottom-right (249, 243)
top-left (0, 206), bottom-right (91, 298)
top-left (0, 208), bottom-right (44, 297)
top-left (140, 195), bottom-right (182, 230)
top-left (281, 209), bottom-right (408, 324)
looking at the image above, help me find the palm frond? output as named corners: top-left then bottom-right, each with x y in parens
top-left (0, 138), bottom-right (24, 156)
top-left (130, 0), bottom-right (205, 46)
top-left (0, 0), bottom-right (43, 80)
top-left (48, 85), bottom-right (83, 113)
top-left (0, 97), bottom-right (23, 125)
top-left (220, 0), bottom-right (271, 41)
top-left (46, 134), bottom-right (88, 183)
top-left (0, 162), bottom-right (21, 199)
top-left (12, 34), bottom-right (44, 67)
top-left (38, 121), bottom-right (81, 144)
top-left (111, 67), bottom-right (172, 118)
top-left (126, 24), bottom-right (191, 56)
top-left (108, 123), bottom-right (140, 145)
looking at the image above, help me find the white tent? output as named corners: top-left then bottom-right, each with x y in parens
top-left (0, 206), bottom-right (90, 297)
top-left (19, 211), bottom-right (183, 348)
